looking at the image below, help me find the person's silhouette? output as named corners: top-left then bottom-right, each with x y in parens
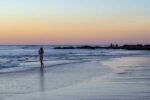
top-left (38, 47), bottom-right (44, 68)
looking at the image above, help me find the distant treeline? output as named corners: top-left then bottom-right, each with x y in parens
top-left (54, 44), bottom-right (150, 50)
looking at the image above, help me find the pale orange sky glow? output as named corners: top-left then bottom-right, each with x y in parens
top-left (0, 0), bottom-right (150, 45)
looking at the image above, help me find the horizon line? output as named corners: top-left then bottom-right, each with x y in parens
top-left (0, 43), bottom-right (149, 46)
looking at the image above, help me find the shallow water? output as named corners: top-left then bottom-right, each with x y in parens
top-left (0, 45), bottom-right (149, 73)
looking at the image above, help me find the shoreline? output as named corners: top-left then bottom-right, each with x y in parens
top-left (0, 60), bottom-right (89, 75)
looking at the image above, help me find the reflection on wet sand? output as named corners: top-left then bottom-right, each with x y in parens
top-left (39, 67), bottom-right (45, 91)
top-left (39, 67), bottom-right (45, 100)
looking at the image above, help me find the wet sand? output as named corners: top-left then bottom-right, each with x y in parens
top-left (0, 56), bottom-right (150, 100)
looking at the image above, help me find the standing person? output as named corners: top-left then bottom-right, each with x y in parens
top-left (39, 47), bottom-right (44, 68)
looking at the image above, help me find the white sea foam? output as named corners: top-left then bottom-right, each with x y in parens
top-left (0, 60), bottom-right (84, 73)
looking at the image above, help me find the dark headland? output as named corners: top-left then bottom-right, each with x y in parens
top-left (54, 44), bottom-right (150, 50)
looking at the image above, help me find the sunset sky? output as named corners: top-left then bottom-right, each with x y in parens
top-left (0, 0), bottom-right (150, 45)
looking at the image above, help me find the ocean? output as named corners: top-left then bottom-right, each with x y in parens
top-left (0, 45), bottom-right (149, 71)
top-left (0, 45), bottom-right (150, 100)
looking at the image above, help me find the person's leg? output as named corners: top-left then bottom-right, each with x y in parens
top-left (40, 56), bottom-right (44, 67)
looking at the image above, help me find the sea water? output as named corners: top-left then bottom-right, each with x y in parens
top-left (0, 45), bottom-right (149, 73)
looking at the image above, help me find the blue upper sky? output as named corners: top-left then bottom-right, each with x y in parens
top-left (1, 0), bottom-right (150, 18)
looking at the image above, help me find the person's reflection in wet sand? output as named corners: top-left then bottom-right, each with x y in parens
top-left (40, 67), bottom-right (45, 91)
top-left (39, 67), bottom-right (45, 100)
